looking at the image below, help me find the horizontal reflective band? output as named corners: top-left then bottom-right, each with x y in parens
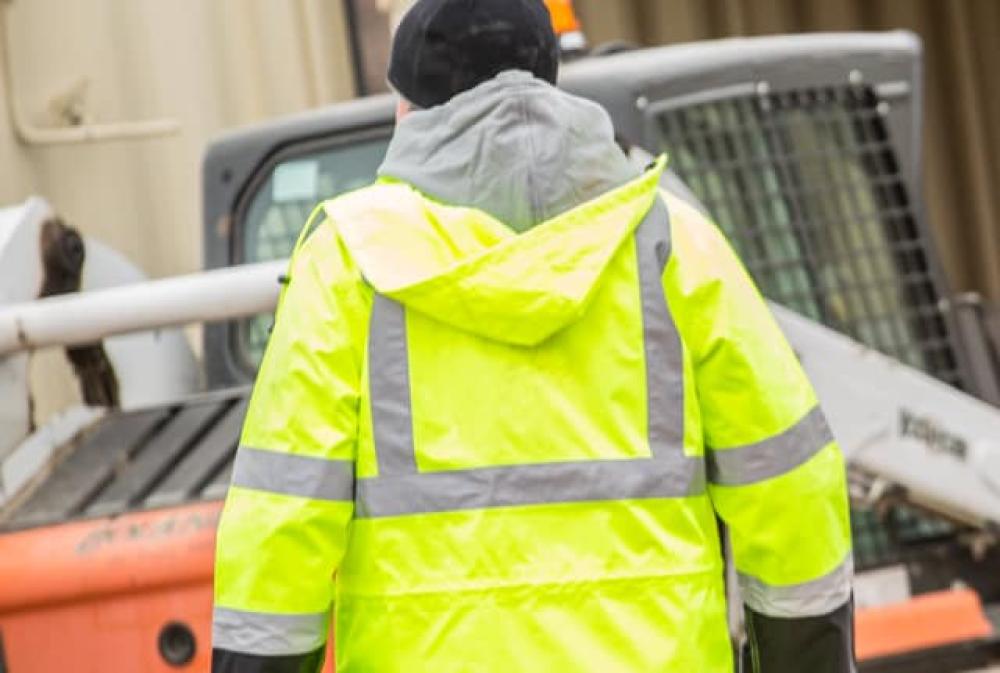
top-left (706, 406), bottom-right (834, 486)
top-left (213, 607), bottom-right (327, 657)
top-left (739, 554), bottom-right (853, 619)
top-left (232, 446), bottom-right (354, 501)
top-left (355, 456), bottom-right (705, 518)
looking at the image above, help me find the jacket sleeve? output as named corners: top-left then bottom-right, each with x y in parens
top-left (212, 218), bottom-right (370, 673)
top-left (662, 194), bottom-right (856, 672)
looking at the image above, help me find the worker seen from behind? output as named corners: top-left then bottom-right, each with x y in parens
top-left (212, 0), bottom-right (856, 670)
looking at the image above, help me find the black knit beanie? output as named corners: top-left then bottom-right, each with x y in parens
top-left (387, 0), bottom-right (560, 109)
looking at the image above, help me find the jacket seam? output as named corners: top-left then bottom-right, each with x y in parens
top-left (337, 566), bottom-right (725, 599)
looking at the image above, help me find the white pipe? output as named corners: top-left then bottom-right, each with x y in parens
top-left (0, 1), bottom-right (180, 145)
top-left (0, 261), bottom-right (287, 356)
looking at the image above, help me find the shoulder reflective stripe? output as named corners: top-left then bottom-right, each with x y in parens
top-left (368, 294), bottom-right (417, 477)
top-left (212, 607), bottom-right (328, 657)
top-left (634, 197), bottom-right (686, 457)
top-left (706, 406), bottom-right (834, 486)
top-left (739, 554), bottom-right (853, 619)
top-left (355, 455), bottom-right (704, 518)
top-left (360, 198), bottom-right (701, 517)
top-left (231, 446), bottom-right (354, 501)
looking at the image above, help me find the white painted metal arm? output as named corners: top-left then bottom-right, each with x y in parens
top-left (772, 302), bottom-right (1000, 529)
top-left (0, 261), bottom-right (286, 356)
top-left (3, 259), bottom-right (998, 530)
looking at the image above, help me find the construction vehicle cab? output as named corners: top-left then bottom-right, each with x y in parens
top-left (1, 29), bottom-right (1000, 673)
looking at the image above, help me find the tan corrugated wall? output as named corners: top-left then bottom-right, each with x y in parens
top-left (0, 0), bottom-right (356, 280)
top-left (3, 1), bottom-right (994, 299)
top-left (0, 0), bottom-right (357, 421)
top-left (576, 0), bottom-right (1000, 302)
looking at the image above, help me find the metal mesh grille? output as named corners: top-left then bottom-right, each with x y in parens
top-left (850, 508), bottom-right (897, 567)
top-left (655, 85), bottom-right (961, 387)
top-left (850, 506), bottom-right (955, 570)
top-left (654, 85), bottom-right (960, 570)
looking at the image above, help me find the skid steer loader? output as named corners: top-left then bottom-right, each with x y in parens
top-left (0, 27), bottom-right (998, 673)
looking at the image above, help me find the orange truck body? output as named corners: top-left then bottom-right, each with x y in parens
top-left (0, 500), bottom-right (991, 671)
top-left (856, 588), bottom-right (993, 661)
top-left (0, 502), bottom-right (334, 672)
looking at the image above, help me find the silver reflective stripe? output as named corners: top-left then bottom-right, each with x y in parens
top-left (368, 293), bottom-right (417, 477)
top-left (231, 446), bottom-right (354, 501)
top-left (707, 406), bottom-right (834, 486)
top-left (356, 454), bottom-right (704, 518)
top-left (213, 607), bottom-right (327, 656)
top-left (634, 196), bottom-right (686, 456)
top-left (739, 554), bottom-right (853, 618)
top-left (360, 197), bottom-right (701, 518)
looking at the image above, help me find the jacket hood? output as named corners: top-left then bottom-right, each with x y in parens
top-left (380, 70), bottom-right (637, 234)
top-left (327, 72), bottom-right (666, 346)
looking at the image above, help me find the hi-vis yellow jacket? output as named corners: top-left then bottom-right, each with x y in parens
top-left (212, 158), bottom-right (853, 673)
top-left (213, 72), bottom-right (853, 673)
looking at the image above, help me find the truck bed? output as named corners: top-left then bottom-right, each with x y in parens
top-left (0, 388), bottom-right (248, 533)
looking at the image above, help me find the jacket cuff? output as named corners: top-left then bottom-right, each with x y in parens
top-left (742, 597), bottom-right (857, 673)
top-left (211, 647), bottom-right (325, 673)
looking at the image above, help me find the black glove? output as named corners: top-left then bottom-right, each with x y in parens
top-left (741, 598), bottom-right (857, 673)
top-left (212, 647), bottom-right (325, 673)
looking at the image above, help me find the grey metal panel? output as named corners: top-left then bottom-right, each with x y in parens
top-left (203, 95), bottom-right (395, 241)
top-left (616, 34), bottom-right (971, 393)
top-left (200, 461), bottom-right (233, 501)
top-left (6, 408), bottom-right (170, 528)
top-left (144, 398), bottom-right (248, 508)
top-left (561, 32), bottom-right (921, 163)
top-left (201, 32), bottom-right (923, 268)
top-left (202, 94), bottom-right (396, 276)
top-left (944, 297), bottom-right (1000, 406)
top-left (202, 31), bottom-right (931, 388)
top-left (84, 399), bottom-right (232, 517)
top-left (203, 100), bottom-right (395, 387)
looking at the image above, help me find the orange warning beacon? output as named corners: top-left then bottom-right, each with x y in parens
top-left (544, 0), bottom-right (587, 52)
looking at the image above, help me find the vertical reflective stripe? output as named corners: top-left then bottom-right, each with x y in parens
top-left (634, 197), bottom-right (686, 457)
top-left (368, 293), bottom-right (417, 477)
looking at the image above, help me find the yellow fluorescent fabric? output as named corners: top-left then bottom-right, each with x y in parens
top-left (663, 194), bottom-right (820, 448)
top-left (240, 223), bottom-right (371, 461)
top-left (214, 223), bottom-right (367, 625)
top-left (214, 156), bottom-right (852, 668)
top-left (332, 158), bottom-right (664, 346)
top-left (216, 487), bottom-right (352, 614)
top-left (338, 498), bottom-right (721, 596)
top-left (337, 572), bottom-right (732, 673)
top-left (404, 241), bottom-right (652, 470)
top-left (710, 443), bottom-right (851, 585)
top-left (662, 192), bottom-right (852, 602)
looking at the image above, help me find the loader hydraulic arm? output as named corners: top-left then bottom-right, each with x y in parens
top-left (772, 302), bottom-right (1000, 531)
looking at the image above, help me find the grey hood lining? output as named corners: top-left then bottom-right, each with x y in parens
top-left (379, 70), bottom-right (639, 233)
